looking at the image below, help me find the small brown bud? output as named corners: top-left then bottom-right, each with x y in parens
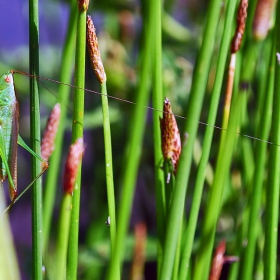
top-left (41, 103), bottom-right (61, 162)
top-left (9, 189), bottom-right (17, 203)
top-left (77, 0), bottom-right (89, 12)
top-left (86, 16), bottom-right (106, 84)
top-left (231, 0), bottom-right (248, 53)
top-left (209, 240), bottom-right (239, 280)
top-left (63, 138), bottom-right (85, 194)
top-left (160, 98), bottom-right (181, 173)
top-left (253, 0), bottom-right (275, 41)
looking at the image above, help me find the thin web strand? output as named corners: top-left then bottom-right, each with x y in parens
top-left (13, 71), bottom-right (278, 147)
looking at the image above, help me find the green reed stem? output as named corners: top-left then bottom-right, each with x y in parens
top-left (43, 0), bottom-right (77, 255)
top-left (241, 38), bottom-right (274, 280)
top-left (159, 0), bottom-right (222, 278)
top-left (178, 1), bottom-right (238, 278)
top-left (0, 187), bottom-right (20, 280)
top-left (106, 2), bottom-right (153, 279)
top-left (29, 0), bottom-right (43, 279)
top-left (100, 82), bottom-right (117, 253)
top-left (193, 93), bottom-right (244, 279)
top-left (172, 221), bottom-right (182, 280)
top-left (67, 4), bottom-right (87, 279)
top-left (264, 8), bottom-right (280, 277)
top-left (54, 194), bottom-right (72, 280)
top-left (151, 0), bottom-right (165, 273)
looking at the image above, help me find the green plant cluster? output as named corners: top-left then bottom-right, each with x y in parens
top-left (0, 0), bottom-right (279, 279)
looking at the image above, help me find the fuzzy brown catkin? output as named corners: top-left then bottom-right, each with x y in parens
top-left (63, 138), bottom-right (85, 194)
top-left (231, 0), bottom-right (248, 53)
top-left (41, 103), bottom-right (61, 162)
top-left (86, 16), bottom-right (106, 84)
top-left (253, 0), bottom-right (275, 40)
top-left (160, 98), bottom-right (181, 173)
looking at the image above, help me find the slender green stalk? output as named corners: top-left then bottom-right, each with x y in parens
top-left (264, 8), bottom-right (280, 277)
top-left (159, 0), bottom-right (222, 278)
top-left (254, 39), bottom-right (272, 135)
top-left (0, 186), bottom-right (20, 280)
top-left (241, 37), bottom-right (274, 280)
top-left (106, 3), bottom-right (153, 278)
top-left (172, 221), bottom-right (182, 280)
top-left (227, 225), bottom-right (244, 280)
top-left (162, 12), bottom-right (192, 43)
top-left (43, 0), bottom-right (77, 255)
top-left (100, 82), bottom-right (117, 252)
top-left (163, 161), bottom-right (173, 214)
top-left (244, 0), bottom-right (258, 39)
top-left (178, 1), bottom-right (238, 278)
top-left (55, 194), bottom-right (72, 280)
top-left (29, 0), bottom-right (43, 279)
top-left (151, 0), bottom-right (165, 274)
top-left (193, 93), bottom-right (244, 279)
top-left (67, 3), bottom-right (87, 278)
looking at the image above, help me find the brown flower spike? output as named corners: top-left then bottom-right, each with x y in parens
top-left (41, 103), bottom-right (61, 163)
top-left (209, 240), bottom-right (239, 280)
top-left (253, 0), bottom-right (275, 40)
top-left (63, 138), bottom-right (85, 194)
top-left (160, 98), bottom-right (181, 173)
top-left (86, 16), bottom-right (106, 84)
top-left (231, 0), bottom-right (248, 53)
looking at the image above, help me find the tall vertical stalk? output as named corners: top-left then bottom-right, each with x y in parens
top-left (264, 4), bottom-right (280, 277)
top-left (178, 1), bottom-right (238, 279)
top-left (67, 1), bottom-right (87, 278)
top-left (193, 93), bottom-right (244, 279)
top-left (43, 0), bottom-right (77, 255)
top-left (29, 0), bottom-right (42, 279)
top-left (159, 0), bottom-right (222, 278)
top-left (0, 187), bottom-right (20, 280)
top-left (86, 15), bottom-right (117, 257)
top-left (151, 0), bottom-right (165, 274)
top-left (106, 1), bottom-right (153, 278)
top-left (241, 38), bottom-right (274, 280)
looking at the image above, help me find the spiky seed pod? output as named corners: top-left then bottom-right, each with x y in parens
top-left (209, 240), bottom-right (239, 280)
top-left (78, 0), bottom-right (89, 12)
top-left (63, 138), bottom-right (85, 195)
top-left (41, 103), bottom-right (61, 163)
top-left (253, 0), bottom-right (275, 41)
top-left (86, 16), bottom-right (106, 84)
top-left (160, 98), bottom-right (181, 173)
top-left (231, 0), bottom-right (248, 53)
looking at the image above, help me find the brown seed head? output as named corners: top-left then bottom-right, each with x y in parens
top-left (231, 0), bottom-right (248, 53)
top-left (86, 16), bottom-right (106, 84)
top-left (63, 138), bottom-right (85, 194)
top-left (160, 98), bottom-right (181, 173)
top-left (78, 0), bottom-right (89, 12)
top-left (41, 103), bottom-right (61, 163)
top-left (253, 0), bottom-right (275, 41)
